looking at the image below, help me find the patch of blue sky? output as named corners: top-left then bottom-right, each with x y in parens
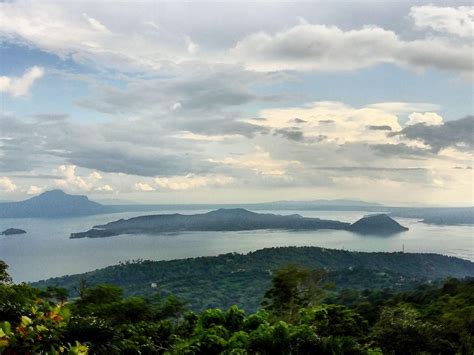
top-left (0, 43), bottom-right (125, 122)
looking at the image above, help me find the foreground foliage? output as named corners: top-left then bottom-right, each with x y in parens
top-left (1, 262), bottom-right (473, 354)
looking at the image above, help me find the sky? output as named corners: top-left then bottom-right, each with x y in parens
top-left (0, 0), bottom-right (473, 206)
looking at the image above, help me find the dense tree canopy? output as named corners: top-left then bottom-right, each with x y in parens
top-left (0, 260), bottom-right (473, 354)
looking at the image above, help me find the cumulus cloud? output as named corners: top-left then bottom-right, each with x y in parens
top-left (407, 112), bottom-right (443, 126)
top-left (0, 66), bottom-right (44, 97)
top-left (229, 23), bottom-right (472, 76)
top-left (95, 184), bottom-right (114, 192)
top-left (410, 5), bottom-right (474, 38)
top-left (209, 147), bottom-right (299, 177)
top-left (133, 182), bottom-right (155, 192)
top-left (247, 101), bottom-right (403, 144)
top-left (54, 165), bottom-right (105, 191)
top-left (0, 177), bottom-right (17, 192)
top-left (27, 185), bottom-right (44, 195)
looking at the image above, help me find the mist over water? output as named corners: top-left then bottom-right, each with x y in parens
top-left (1, 209), bottom-right (472, 283)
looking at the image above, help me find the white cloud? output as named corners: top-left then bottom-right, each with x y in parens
top-left (173, 132), bottom-right (239, 142)
top-left (95, 184), bottom-right (114, 192)
top-left (27, 185), bottom-right (44, 195)
top-left (366, 102), bottom-right (441, 114)
top-left (185, 36), bottom-right (198, 55)
top-left (54, 165), bottom-right (104, 191)
top-left (247, 101), bottom-right (403, 144)
top-left (133, 182), bottom-right (155, 192)
top-left (407, 112), bottom-right (444, 126)
top-left (209, 147), bottom-right (299, 177)
top-left (0, 66), bottom-right (44, 97)
top-left (82, 13), bottom-right (109, 33)
top-left (229, 23), bottom-right (472, 76)
top-left (88, 171), bottom-right (103, 180)
top-left (410, 5), bottom-right (474, 38)
top-left (154, 174), bottom-right (234, 190)
top-left (0, 177), bottom-right (17, 192)
top-left (171, 102), bottom-right (182, 111)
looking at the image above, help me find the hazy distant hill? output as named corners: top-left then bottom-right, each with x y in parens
top-left (70, 209), bottom-right (408, 238)
top-left (0, 189), bottom-right (113, 218)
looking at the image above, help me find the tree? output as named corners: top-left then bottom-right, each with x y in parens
top-left (262, 265), bottom-right (326, 321)
top-left (300, 304), bottom-right (367, 337)
top-left (0, 261), bottom-right (12, 285)
top-left (44, 286), bottom-right (69, 304)
top-left (371, 304), bottom-right (445, 354)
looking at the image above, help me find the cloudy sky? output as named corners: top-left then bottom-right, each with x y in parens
top-left (0, 0), bottom-right (472, 205)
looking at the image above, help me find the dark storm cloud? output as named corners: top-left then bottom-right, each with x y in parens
top-left (0, 114), bottom-right (218, 177)
top-left (76, 65), bottom-right (287, 115)
top-left (0, 115), bottom-right (43, 172)
top-left (371, 143), bottom-right (431, 157)
top-left (180, 118), bottom-right (270, 138)
top-left (392, 116), bottom-right (474, 152)
top-left (292, 118), bottom-right (307, 124)
top-left (64, 147), bottom-right (214, 177)
top-left (366, 125), bottom-right (392, 131)
top-left (75, 65), bottom-right (290, 140)
top-left (273, 128), bottom-right (304, 141)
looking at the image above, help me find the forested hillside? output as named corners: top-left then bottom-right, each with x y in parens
top-left (33, 246), bottom-right (474, 312)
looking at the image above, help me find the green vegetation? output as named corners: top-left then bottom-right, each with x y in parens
top-left (33, 247), bottom-right (474, 312)
top-left (2, 260), bottom-right (473, 354)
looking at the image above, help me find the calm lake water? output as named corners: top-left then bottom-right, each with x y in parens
top-left (0, 210), bottom-right (472, 282)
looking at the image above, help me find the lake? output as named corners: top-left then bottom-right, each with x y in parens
top-left (0, 209), bottom-right (472, 282)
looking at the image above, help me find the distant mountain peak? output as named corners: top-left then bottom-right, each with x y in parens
top-left (0, 189), bottom-right (112, 218)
